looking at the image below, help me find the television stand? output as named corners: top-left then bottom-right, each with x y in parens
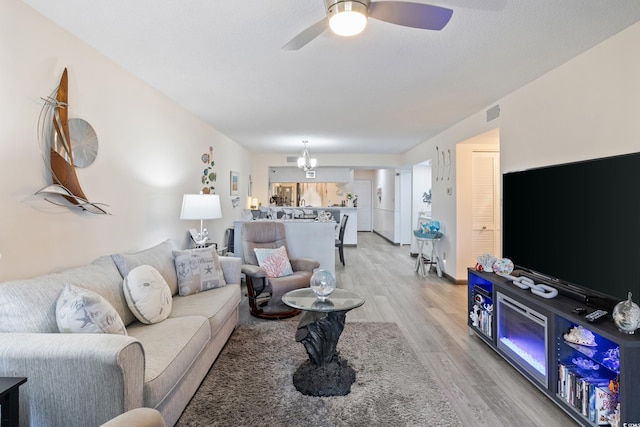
top-left (515, 269), bottom-right (619, 312)
top-left (468, 268), bottom-right (640, 427)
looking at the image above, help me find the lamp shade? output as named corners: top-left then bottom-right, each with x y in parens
top-left (180, 194), bottom-right (222, 220)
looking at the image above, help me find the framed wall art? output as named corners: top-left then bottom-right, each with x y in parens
top-left (230, 171), bottom-right (239, 196)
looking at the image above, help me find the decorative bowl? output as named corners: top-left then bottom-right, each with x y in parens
top-left (413, 230), bottom-right (442, 239)
top-left (493, 258), bottom-right (514, 276)
top-left (612, 292), bottom-right (640, 334)
top-left (310, 269), bottom-right (336, 300)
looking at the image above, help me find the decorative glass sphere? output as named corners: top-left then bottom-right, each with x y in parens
top-left (612, 292), bottom-right (640, 334)
top-left (310, 269), bottom-right (336, 300)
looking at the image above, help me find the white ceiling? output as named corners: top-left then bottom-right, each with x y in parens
top-left (21, 0), bottom-right (640, 155)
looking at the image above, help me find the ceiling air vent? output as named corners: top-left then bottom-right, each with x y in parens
top-left (486, 104), bottom-right (500, 122)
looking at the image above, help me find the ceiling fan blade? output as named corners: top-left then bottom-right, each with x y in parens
top-left (368, 1), bottom-right (453, 30)
top-left (282, 17), bottom-right (329, 50)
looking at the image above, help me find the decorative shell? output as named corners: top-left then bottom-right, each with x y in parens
top-left (563, 325), bottom-right (597, 347)
top-left (476, 253), bottom-right (496, 272)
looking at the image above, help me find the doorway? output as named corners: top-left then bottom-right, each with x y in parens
top-left (455, 128), bottom-right (501, 279)
top-left (354, 179), bottom-right (372, 231)
top-left (471, 151), bottom-right (501, 260)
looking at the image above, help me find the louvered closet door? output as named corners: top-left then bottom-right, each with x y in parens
top-left (472, 151), bottom-right (500, 260)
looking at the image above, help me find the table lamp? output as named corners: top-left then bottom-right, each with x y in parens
top-left (180, 194), bottom-right (222, 243)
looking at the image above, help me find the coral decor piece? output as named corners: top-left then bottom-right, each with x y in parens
top-left (35, 68), bottom-right (109, 214)
top-left (475, 253), bottom-right (496, 272)
top-left (563, 325), bottom-right (597, 347)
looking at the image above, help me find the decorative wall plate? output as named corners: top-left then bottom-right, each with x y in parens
top-left (493, 258), bottom-right (514, 276)
top-left (68, 118), bottom-right (98, 167)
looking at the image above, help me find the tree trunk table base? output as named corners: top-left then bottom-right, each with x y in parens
top-left (282, 288), bottom-right (365, 397)
top-left (293, 354), bottom-right (356, 396)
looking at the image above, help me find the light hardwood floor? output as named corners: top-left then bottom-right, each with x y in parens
top-left (239, 231), bottom-right (578, 426)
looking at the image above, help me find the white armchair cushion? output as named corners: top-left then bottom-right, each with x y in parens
top-left (123, 265), bottom-right (172, 324)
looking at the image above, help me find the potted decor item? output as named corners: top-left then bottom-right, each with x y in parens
top-left (612, 292), bottom-right (640, 334)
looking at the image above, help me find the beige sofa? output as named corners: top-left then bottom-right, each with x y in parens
top-left (0, 239), bottom-right (242, 427)
top-left (100, 408), bottom-right (166, 427)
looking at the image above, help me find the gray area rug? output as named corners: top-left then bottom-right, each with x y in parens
top-left (176, 321), bottom-right (462, 427)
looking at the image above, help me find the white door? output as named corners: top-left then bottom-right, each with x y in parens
top-left (354, 179), bottom-right (372, 231)
top-left (471, 151), bottom-right (501, 259)
top-left (398, 171), bottom-right (412, 245)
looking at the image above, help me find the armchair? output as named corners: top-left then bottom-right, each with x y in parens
top-left (241, 221), bottom-right (320, 319)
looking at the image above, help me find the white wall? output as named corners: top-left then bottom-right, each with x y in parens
top-left (402, 20), bottom-right (640, 281)
top-left (411, 162), bottom-right (432, 254)
top-left (397, 170), bottom-right (412, 245)
top-left (0, 0), bottom-right (250, 280)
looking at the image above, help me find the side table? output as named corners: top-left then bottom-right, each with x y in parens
top-left (414, 233), bottom-right (443, 278)
top-left (0, 377), bottom-right (27, 427)
top-left (282, 288), bottom-right (365, 397)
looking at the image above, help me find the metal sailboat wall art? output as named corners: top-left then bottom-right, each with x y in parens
top-left (36, 68), bottom-right (109, 214)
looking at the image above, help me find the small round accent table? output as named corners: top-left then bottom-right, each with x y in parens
top-left (282, 288), bottom-right (365, 396)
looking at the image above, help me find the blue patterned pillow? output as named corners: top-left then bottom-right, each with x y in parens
top-left (56, 284), bottom-right (127, 335)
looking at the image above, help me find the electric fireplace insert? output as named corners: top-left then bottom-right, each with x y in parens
top-left (496, 292), bottom-right (548, 388)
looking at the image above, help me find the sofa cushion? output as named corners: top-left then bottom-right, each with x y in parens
top-left (170, 283), bottom-right (241, 336)
top-left (112, 239), bottom-right (179, 296)
top-left (56, 284), bottom-right (127, 335)
top-left (253, 246), bottom-right (293, 278)
top-left (126, 316), bottom-right (211, 408)
top-left (173, 248), bottom-right (226, 296)
top-left (85, 255), bottom-right (138, 326)
top-left (123, 265), bottom-right (172, 324)
top-left (0, 256), bottom-right (130, 333)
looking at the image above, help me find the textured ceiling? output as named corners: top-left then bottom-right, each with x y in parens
top-left (20, 0), bottom-right (640, 155)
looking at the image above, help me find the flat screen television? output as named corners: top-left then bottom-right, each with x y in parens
top-left (502, 151), bottom-right (640, 310)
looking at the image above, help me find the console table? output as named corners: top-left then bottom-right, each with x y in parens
top-left (1, 377), bottom-right (27, 427)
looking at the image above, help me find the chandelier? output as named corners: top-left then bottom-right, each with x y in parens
top-left (297, 141), bottom-right (317, 171)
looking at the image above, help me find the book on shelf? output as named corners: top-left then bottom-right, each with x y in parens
top-left (558, 362), bottom-right (616, 424)
top-left (592, 385), bottom-right (617, 425)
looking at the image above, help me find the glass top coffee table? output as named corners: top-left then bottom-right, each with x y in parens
top-left (282, 288), bottom-right (365, 397)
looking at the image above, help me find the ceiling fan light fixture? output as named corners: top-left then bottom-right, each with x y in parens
top-left (327, 1), bottom-right (368, 37)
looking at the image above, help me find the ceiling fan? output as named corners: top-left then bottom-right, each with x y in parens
top-left (282, 0), bottom-right (453, 50)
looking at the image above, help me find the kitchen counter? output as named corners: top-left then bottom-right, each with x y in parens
top-left (249, 207), bottom-right (358, 245)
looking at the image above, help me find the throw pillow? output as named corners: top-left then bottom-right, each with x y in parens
top-left (56, 284), bottom-right (127, 335)
top-left (111, 239), bottom-right (179, 296)
top-left (253, 246), bottom-right (294, 278)
top-left (173, 248), bottom-right (227, 297)
top-left (123, 265), bottom-right (172, 324)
